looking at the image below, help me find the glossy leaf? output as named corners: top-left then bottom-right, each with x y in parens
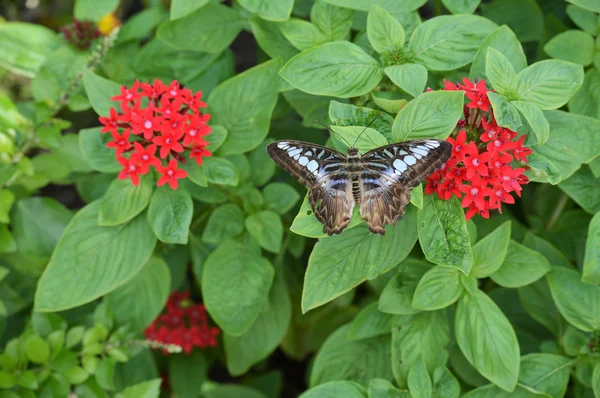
top-left (412, 266), bottom-right (463, 311)
top-left (582, 212), bottom-right (600, 284)
top-left (99, 174), bottom-right (154, 226)
top-left (147, 186), bottom-right (193, 244)
top-left (490, 240), bottom-right (550, 288)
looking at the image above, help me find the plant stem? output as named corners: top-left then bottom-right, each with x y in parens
top-left (546, 193), bottom-right (568, 230)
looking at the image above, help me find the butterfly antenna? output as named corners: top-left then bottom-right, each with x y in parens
top-left (314, 119), bottom-right (353, 148)
top-left (352, 112), bottom-right (382, 148)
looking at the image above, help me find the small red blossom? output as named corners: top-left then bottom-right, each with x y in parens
top-left (59, 18), bottom-right (101, 49)
top-left (98, 79), bottom-right (213, 189)
top-left (157, 160), bottom-right (187, 190)
top-left (144, 291), bottom-right (220, 355)
top-left (425, 77), bottom-right (531, 219)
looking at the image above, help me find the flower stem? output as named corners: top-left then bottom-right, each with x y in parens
top-left (545, 193), bottom-right (568, 230)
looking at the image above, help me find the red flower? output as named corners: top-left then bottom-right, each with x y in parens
top-left (154, 131), bottom-right (185, 159)
top-left (111, 81), bottom-right (141, 107)
top-left (131, 142), bottom-right (160, 174)
top-left (189, 145), bottom-right (211, 166)
top-left (117, 156), bottom-right (142, 186)
top-left (447, 130), bottom-right (476, 161)
top-left (131, 107), bottom-right (162, 140)
top-left (157, 160), bottom-right (187, 190)
top-left (489, 184), bottom-right (515, 211)
top-left (106, 129), bottom-right (131, 154)
top-left (459, 175), bottom-right (492, 210)
top-left (463, 151), bottom-right (491, 179)
top-left (99, 107), bottom-right (120, 134)
top-left (513, 135), bottom-right (532, 162)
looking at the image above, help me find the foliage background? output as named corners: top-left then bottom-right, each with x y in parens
top-left (1, 0), bottom-right (600, 397)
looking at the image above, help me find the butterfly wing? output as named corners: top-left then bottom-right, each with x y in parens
top-left (359, 139), bottom-right (452, 235)
top-left (266, 140), bottom-right (354, 236)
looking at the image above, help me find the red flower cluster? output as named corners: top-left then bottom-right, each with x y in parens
top-left (99, 79), bottom-right (212, 189)
top-left (425, 78), bottom-right (531, 220)
top-left (60, 18), bottom-right (101, 49)
top-left (145, 291), bottom-right (219, 354)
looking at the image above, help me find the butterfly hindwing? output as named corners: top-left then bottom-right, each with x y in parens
top-left (359, 139), bottom-right (452, 235)
top-left (266, 140), bottom-right (354, 236)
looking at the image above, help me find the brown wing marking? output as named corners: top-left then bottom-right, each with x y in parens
top-left (308, 171), bottom-right (355, 236)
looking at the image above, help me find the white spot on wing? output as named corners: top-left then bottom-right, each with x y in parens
top-left (288, 148), bottom-right (301, 157)
top-left (413, 147), bottom-right (428, 156)
top-left (294, 154), bottom-right (300, 160)
top-left (307, 160), bottom-right (319, 173)
top-left (404, 155), bottom-right (417, 165)
top-left (305, 151), bottom-right (312, 156)
top-left (393, 159), bottom-right (407, 173)
top-left (299, 156), bottom-right (309, 166)
top-left (399, 150), bottom-right (408, 155)
top-left (277, 141), bottom-right (288, 149)
top-left (426, 140), bottom-right (440, 147)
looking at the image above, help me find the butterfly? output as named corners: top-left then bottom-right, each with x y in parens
top-left (267, 124), bottom-right (452, 236)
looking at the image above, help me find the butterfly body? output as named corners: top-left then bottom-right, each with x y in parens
top-left (267, 139), bottom-right (451, 236)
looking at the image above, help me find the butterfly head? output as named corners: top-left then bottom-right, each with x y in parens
top-left (347, 147), bottom-right (360, 157)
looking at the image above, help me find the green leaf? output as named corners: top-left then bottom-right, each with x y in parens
top-left (487, 92), bottom-right (522, 132)
top-left (35, 202), bottom-right (156, 311)
top-left (179, 160), bottom-right (207, 187)
top-left (371, 92), bottom-right (407, 115)
top-left (248, 138), bottom-right (276, 186)
top-left (263, 183), bottom-right (301, 214)
top-left (104, 257), bottom-right (170, 333)
top-left (117, 7), bottom-right (168, 43)
top-left (412, 266), bottom-right (463, 311)
top-left (518, 354), bottom-right (573, 398)
top-left (251, 18), bottom-right (298, 62)
top-left (245, 210), bottom-right (283, 253)
top-left (432, 368), bottom-right (461, 398)
top-left (442, 0), bottom-right (481, 14)
top-left (202, 239), bottom-right (274, 335)
top-left (302, 206), bottom-right (418, 313)
top-left (511, 100), bottom-right (549, 146)
top-left (280, 19), bottom-right (328, 51)
top-left (310, 324), bottom-right (392, 387)
top-left (417, 195), bottom-right (473, 275)
top-left (566, 0), bottom-right (600, 13)
top-left (547, 266), bottom-right (600, 332)
top-left (206, 125), bottom-right (228, 153)
top-left (462, 384), bottom-right (548, 397)
top-left (157, 4), bottom-right (244, 53)
top-left (0, 189), bottom-right (14, 223)
top-left (203, 157), bottom-right (239, 186)
top-left (203, 385), bottom-right (268, 398)
top-left (410, 184), bottom-right (424, 209)
top-left (311, 1), bottom-right (354, 41)
top-left (544, 30), bottom-right (595, 66)
top-left (368, 379), bottom-right (410, 398)
top-left (238, 0), bottom-right (293, 21)
top-left (569, 68), bottom-right (600, 120)
top-left (74, 0), bottom-right (119, 21)
top-left (209, 59), bottom-right (281, 155)
top-left (329, 100), bottom-right (394, 140)
top-left (147, 186), bottom-right (193, 244)
top-left (115, 379), bottom-right (161, 398)
top-left (347, 301), bottom-right (394, 340)
top-left (559, 166), bottom-right (600, 215)
top-left (79, 128), bottom-right (121, 173)
top-left (566, 5), bottom-right (598, 35)
top-left (470, 25), bottom-right (527, 81)
top-left (379, 259), bottom-right (431, 315)
top-left (408, 358), bottom-right (432, 398)
top-left (526, 111), bottom-right (600, 184)
top-left (331, 126), bottom-right (388, 153)
top-left (11, 197), bottom-right (72, 258)
top-left (82, 70), bottom-right (121, 116)
top-left (455, 290), bottom-right (520, 392)
top-left (224, 273), bottom-right (291, 375)
top-left (367, 5), bottom-right (405, 53)
top-left (408, 15), bottom-right (497, 71)
top-left (0, 22), bottom-right (63, 77)
top-left (391, 311), bottom-right (450, 388)
top-left (99, 175), bottom-right (154, 226)
top-left (583, 212), bottom-right (600, 284)
top-left (485, 48), bottom-right (517, 95)
top-left (25, 335), bottom-right (50, 364)
top-left (490, 241), bottom-right (550, 288)
top-left (280, 42), bottom-right (383, 98)
top-left (516, 60), bottom-right (584, 110)
top-left (480, 0), bottom-right (543, 43)
top-left (301, 381), bottom-right (366, 398)
top-left (0, 94), bottom-right (29, 130)
top-left (202, 204), bottom-right (245, 244)
top-left (290, 194), bottom-right (363, 238)
top-left (385, 64), bottom-right (427, 97)
top-left (169, 352), bottom-right (207, 398)
top-left (392, 91), bottom-right (464, 142)
top-left (170, 0), bottom-right (210, 20)
top-left (471, 221), bottom-right (511, 278)
top-left (320, 0), bottom-right (425, 13)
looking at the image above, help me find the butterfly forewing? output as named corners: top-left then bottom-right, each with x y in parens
top-left (266, 140), bottom-right (354, 235)
top-left (359, 139), bottom-right (452, 234)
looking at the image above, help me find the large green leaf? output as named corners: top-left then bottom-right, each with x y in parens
top-left (569, 68), bottom-right (600, 120)
top-left (417, 195), bottom-right (473, 275)
top-left (331, 126), bottom-right (388, 153)
top-left (99, 175), bottom-right (154, 227)
top-left (583, 212), bottom-right (600, 284)
top-left (470, 25), bottom-right (527, 81)
top-left (202, 239), bottom-right (274, 335)
top-left (11, 197), bottom-right (72, 259)
top-left (280, 42), bottom-right (383, 98)
top-left (544, 30), bottom-right (595, 66)
top-left (490, 240), bottom-right (550, 288)
top-left (263, 183), bottom-right (300, 214)
top-left (168, 351), bottom-right (208, 398)
top-left (301, 381), bottom-right (366, 398)
top-left (367, 5), bottom-right (405, 53)
top-left (385, 64), bottom-right (427, 98)
top-left (518, 354), bottom-right (573, 398)
top-left (321, 0), bottom-right (426, 13)
top-left (157, 3), bottom-right (244, 53)
top-left (74, 0), bottom-right (119, 21)
top-left (392, 91), bottom-right (464, 142)
top-left (35, 202), bottom-right (156, 311)
top-left (302, 206), bottom-right (418, 313)
top-left (170, 0), bottom-right (210, 20)
top-left (202, 204), bottom-right (245, 244)
top-left (208, 59), bottom-right (281, 155)
top-left (368, 379), bottom-right (410, 398)
top-left (442, 0), bottom-right (481, 14)
top-left (311, 1), bottom-right (355, 41)
top-left (147, 186), bottom-right (193, 244)
top-left (547, 266), bottom-right (600, 332)
top-left (329, 101), bottom-right (394, 141)
top-left (408, 15), bottom-right (497, 71)
top-left (347, 301), bottom-right (394, 340)
top-left (251, 19), bottom-right (298, 62)
top-left (511, 100), bottom-right (549, 146)
top-left (559, 166), bottom-right (600, 215)
top-left (516, 60), bottom-right (584, 110)
top-left (310, 324), bottom-right (392, 387)
top-left (455, 290), bottom-right (520, 392)
top-left (245, 211), bottom-right (283, 253)
top-left (485, 48), bottom-right (517, 95)
top-left (238, 0), bottom-right (293, 21)
top-left (379, 259), bottom-right (431, 315)
top-left (224, 273), bottom-right (291, 375)
top-left (471, 221), bottom-right (511, 278)
top-left (82, 70), bottom-right (121, 116)
top-left (412, 266), bottom-right (463, 311)
top-left (104, 257), bottom-right (170, 333)
top-left (526, 110), bottom-right (600, 184)
top-left (567, 0), bottom-right (600, 14)
top-left (280, 19), bottom-right (328, 51)
top-left (79, 128), bottom-right (122, 173)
